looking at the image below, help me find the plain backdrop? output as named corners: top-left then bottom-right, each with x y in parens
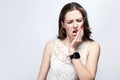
top-left (0, 0), bottom-right (120, 80)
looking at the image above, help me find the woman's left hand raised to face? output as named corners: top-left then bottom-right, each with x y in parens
top-left (69, 26), bottom-right (84, 54)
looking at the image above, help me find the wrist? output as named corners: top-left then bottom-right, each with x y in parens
top-left (70, 52), bottom-right (80, 59)
top-left (69, 47), bottom-right (75, 54)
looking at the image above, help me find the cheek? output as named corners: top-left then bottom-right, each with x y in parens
top-left (80, 25), bottom-right (84, 29)
top-left (64, 26), bottom-right (73, 34)
top-left (78, 22), bottom-right (84, 28)
top-left (66, 28), bottom-right (72, 33)
top-left (64, 24), bottom-right (72, 30)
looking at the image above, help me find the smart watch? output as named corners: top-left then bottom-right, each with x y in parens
top-left (70, 52), bottom-right (80, 59)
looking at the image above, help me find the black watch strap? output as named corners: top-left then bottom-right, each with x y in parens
top-left (70, 52), bottom-right (80, 59)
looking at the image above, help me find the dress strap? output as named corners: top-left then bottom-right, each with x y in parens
top-left (52, 39), bottom-right (58, 55)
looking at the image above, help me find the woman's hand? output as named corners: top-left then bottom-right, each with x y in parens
top-left (69, 26), bottom-right (84, 54)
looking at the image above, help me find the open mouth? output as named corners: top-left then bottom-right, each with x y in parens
top-left (73, 30), bottom-right (78, 33)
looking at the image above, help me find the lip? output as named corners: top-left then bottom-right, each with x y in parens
top-left (72, 29), bottom-right (78, 33)
top-left (72, 30), bottom-right (78, 36)
top-left (72, 33), bottom-right (77, 36)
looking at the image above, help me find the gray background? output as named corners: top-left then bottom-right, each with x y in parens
top-left (0, 0), bottom-right (120, 80)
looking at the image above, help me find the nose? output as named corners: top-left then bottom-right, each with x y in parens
top-left (73, 22), bottom-right (78, 28)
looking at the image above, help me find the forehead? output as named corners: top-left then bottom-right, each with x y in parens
top-left (65, 10), bottom-right (83, 20)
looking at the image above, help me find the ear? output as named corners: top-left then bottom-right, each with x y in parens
top-left (61, 21), bottom-right (65, 28)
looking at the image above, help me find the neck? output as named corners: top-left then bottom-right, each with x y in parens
top-left (63, 37), bottom-right (73, 47)
top-left (63, 36), bottom-right (85, 48)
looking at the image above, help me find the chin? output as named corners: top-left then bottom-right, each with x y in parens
top-left (68, 35), bottom-right (76, 40)
top-left (71, 35), bottom-right (76, 39)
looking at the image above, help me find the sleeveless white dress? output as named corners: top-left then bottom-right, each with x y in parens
top-left (49, 39), bottom-right (91, 80)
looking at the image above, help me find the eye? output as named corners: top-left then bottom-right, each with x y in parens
top-left (67, 20), bottom-right (73, 24)
top-left (77, 19), bottom-right (83, 22)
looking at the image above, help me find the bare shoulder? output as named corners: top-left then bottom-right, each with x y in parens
top-left (45, 39), bottom-right (56, 47)
top-left (44, 39), bottom-right (56, 56)
top-left (89, 41), bottom-right (101, 55)
top-left (89, 41), bottom-right (100, 49)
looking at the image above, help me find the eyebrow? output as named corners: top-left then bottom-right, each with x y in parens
top-left (65, 18), bottom-right (83, 21)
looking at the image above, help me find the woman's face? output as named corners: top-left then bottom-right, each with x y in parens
top-left (62, 10), bottom-right (84, 40)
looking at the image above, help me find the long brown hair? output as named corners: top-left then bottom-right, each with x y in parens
top-left (57, 2), bottom-right (93, 41)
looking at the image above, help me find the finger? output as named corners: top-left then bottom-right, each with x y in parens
top-left (77, 26), bottom-right (83, 41)
top-left (70, 26), bottom-right (83, 47)
top-left (70, 31), bottom-right (79, 47)
top-left (79, 28), bottom-right (84, 41)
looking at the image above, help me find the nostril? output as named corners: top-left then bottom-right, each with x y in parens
top-left (73, 25), bottom-right (78, 28)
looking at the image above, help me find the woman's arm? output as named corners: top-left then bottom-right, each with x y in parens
top-left (71, 41), bottom-right (100, 80)
top-left (69, 26), bottom-right (100, 80)
top-left (37, 40), bottom-right (55, 80)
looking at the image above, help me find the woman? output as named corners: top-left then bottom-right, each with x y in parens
top-left (38, 2), bottom-right (100, 80)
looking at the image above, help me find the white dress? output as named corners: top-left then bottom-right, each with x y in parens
top-left (49, 39), bottom-right (91, 80)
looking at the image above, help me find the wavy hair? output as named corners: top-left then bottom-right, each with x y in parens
top-left (57, 2), bottom-right (93, 41)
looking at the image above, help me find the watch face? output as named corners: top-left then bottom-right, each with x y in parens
top-left (74, 52), bottom-right (80, 58)
top-left (70, 52), bottom-right (80, 59)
